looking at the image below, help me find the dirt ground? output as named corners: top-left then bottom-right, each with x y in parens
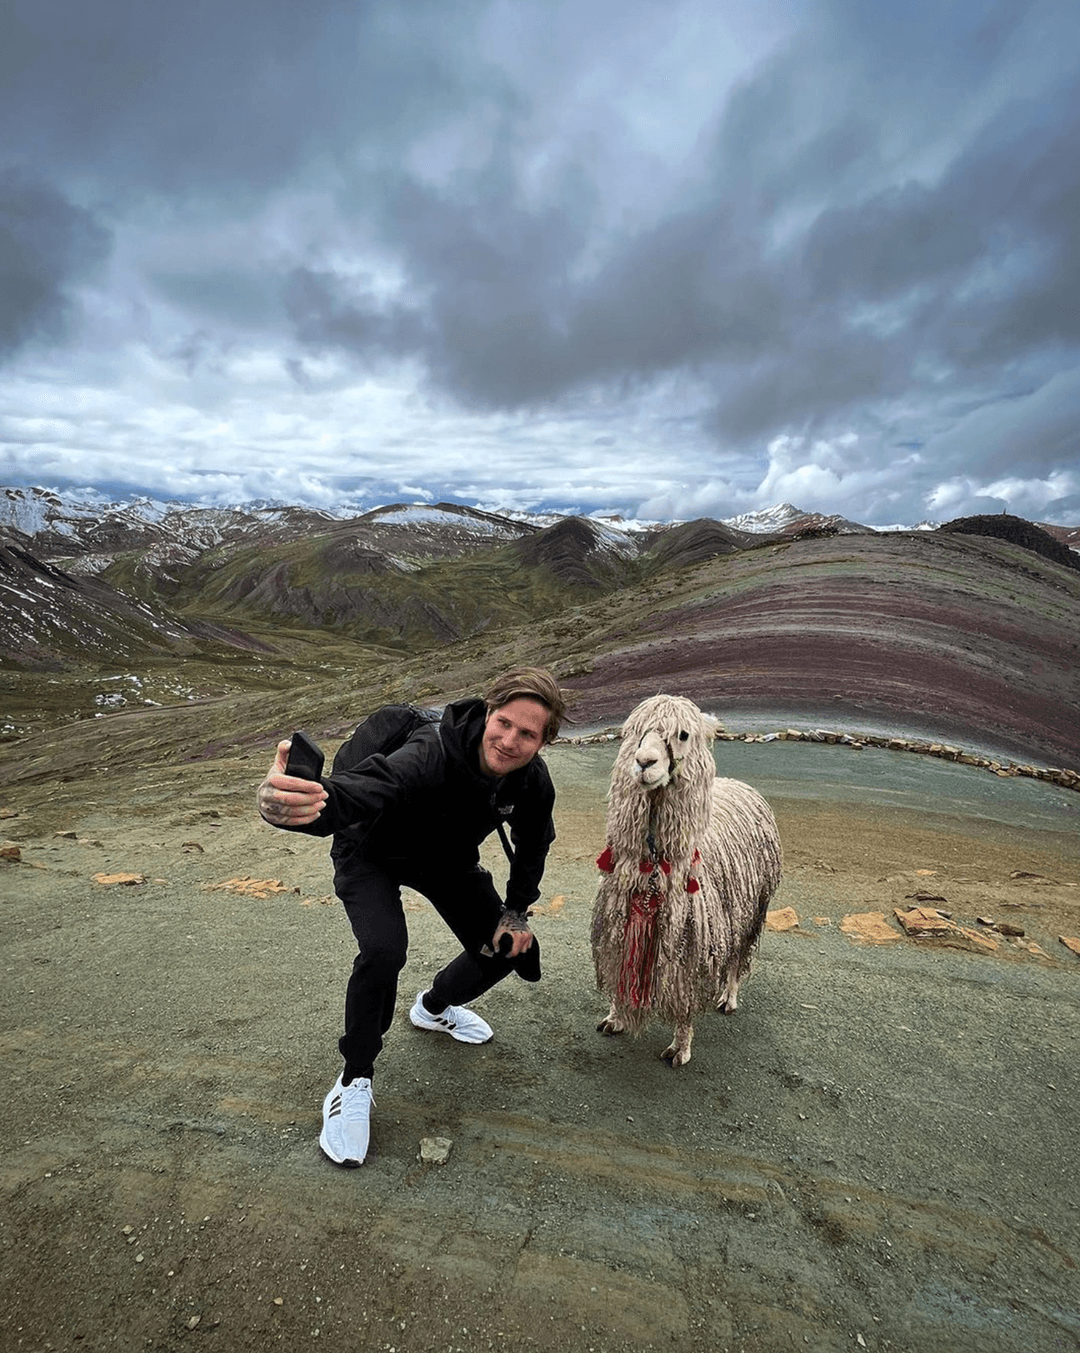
top-left (2, 740), bottom-right (1080, 1353)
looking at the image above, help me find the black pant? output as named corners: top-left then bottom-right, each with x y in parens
top-left (336, 860), bottom-right (540, 1078)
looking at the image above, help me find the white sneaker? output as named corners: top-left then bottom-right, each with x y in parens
top-left (409, 991), bottom-right (493, 1044)
top-left (319, 1074), bottom-right (374, 1167)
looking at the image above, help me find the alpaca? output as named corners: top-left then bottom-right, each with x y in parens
top-left (591, 693), bottom-right (782, 1066)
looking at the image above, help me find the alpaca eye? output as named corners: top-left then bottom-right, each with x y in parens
top-left (678, 730), bottom-right (689, 742)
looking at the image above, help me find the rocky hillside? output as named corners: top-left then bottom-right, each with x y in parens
top-left (938, 512), bottom-right (1080, 573)
top-left (2, 487), bottom-right (1078, 768)
top-left (546, 528), bottom-right (1080, 767)
top-left (1, 495), bottom-right (656, 666)
top-left (1, 493), bottom-right (877, 673)
top-left (0, 540), bottom-right (273, 668)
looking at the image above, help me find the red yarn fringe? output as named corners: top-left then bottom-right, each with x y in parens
top-left (616, 885), bottom-right (663, 1009)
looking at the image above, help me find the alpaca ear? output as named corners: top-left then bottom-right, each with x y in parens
top-left (701, 714), bottom-right (723, 741)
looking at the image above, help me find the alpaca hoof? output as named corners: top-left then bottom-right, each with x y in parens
top-left (660, 1045), bottom-right (691, 1067)
top-left (597, 1018), bottom-right (624, 1037)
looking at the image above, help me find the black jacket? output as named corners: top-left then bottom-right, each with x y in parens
top-left (297, 698), bottom-right (555, 912)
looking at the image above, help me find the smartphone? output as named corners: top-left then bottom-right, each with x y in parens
top-left (284, 730), bottom-right (325, 781)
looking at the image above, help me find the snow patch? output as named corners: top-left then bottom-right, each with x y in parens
top-left (369, 506), bottom-right (517, 535)
top-left (586, 519), bottom-right (642, 559)
top-left (722, 503), bottom-right (804, 533)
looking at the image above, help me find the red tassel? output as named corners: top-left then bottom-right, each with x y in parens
top-left (596, 846), bottom-right (615, 873)
top-left (616, 885), bottom-right (663, 1010)
top-left (692, 849), bottom-right (701, 864)
top-left (639, 859), bottom-right (653, 874)
top-left (659, 859), bottom-right (672, 875)
top-left (686, 877), bottom-right (700, 894)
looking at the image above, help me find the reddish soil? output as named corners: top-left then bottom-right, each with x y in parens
top-left (560, 532), bottom-right (1080, 767)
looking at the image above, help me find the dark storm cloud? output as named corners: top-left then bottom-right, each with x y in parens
top-left (939, 82), bottom-right (1080, 367)
top-left (0, 0), bottom-right (495, 194)
top-left (801, 184), bottom-right (987, 307)
top-left (0, 169), bottom-right (110, 357)
top-left (274, 0), bottom-right (1079, 462)
top-left (285, 266), bottom-right (430, 362)
top-left (387, 177), bottom-right (588, 406)
top-left (7, 0), bottom-right (1071, 423)
top-left (698, 68), bottom-right (1080, 443)
top-left (569, 7), bottom-right (1080, 451)
top-left (0, 0), bottom-right (1077, 524)
top-left (290, 168), bottom-right (783, 404)
top-left (280, 163), bottom-right (593, 405)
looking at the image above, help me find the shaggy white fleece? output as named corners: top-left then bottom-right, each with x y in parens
top-left (591, 693), bottom-right (782, 1064)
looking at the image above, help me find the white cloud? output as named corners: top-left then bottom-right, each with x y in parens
top-left (926, 469), bottom-right (1080, 521)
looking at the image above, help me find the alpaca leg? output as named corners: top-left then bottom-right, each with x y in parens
top-left (597, 1001), bottom-right (627, 1036)
top-left (718, 972), bottom-right (740, 1014)
top-left (661, 1022), bottom-right (693, 1067)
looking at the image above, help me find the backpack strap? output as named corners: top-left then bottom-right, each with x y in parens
top-left (496, 821), bottom-right (514, 864)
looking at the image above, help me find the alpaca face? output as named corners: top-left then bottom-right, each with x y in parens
top-left (632, 728), bottom-right (684, 789)
top-left (621, 694), bottom-right (720, 793)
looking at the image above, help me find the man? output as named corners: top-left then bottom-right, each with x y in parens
top-left (256, 667), bottom-right (566, 1167)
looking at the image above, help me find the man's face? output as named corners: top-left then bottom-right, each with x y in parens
top-left (479, 696), bottom-right (549, 777)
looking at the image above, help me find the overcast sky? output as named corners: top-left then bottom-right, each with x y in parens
top-left (1, 0), bottom-right (1078, 526)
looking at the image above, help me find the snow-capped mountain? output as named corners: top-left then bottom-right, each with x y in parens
top-left (722, 502), bottom-right (873, 535)
top-left (0, 485), bottom-right (872, 550)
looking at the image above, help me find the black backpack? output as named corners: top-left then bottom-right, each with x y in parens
top-left (330, 703), bottom-right (514, 863)
top-left (330, 703), bottom-right (441, 775)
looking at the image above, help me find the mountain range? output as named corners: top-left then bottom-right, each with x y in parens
top-left (1, 484), bottom-right (1078, 772)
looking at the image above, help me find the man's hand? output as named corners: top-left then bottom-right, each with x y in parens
top-left (492, 908), bottom-right (533, 959)
top-left (257, 739), bottom-right (328, 827)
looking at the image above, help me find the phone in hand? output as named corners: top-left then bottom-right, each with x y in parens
top-left (285, 730), bottom-right (325, 781)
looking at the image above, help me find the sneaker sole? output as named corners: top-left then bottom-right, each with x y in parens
top-left (318, 1131), bottom-right (363, 1168)
top-left (409, 1012), bottom-right (492, 1044)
